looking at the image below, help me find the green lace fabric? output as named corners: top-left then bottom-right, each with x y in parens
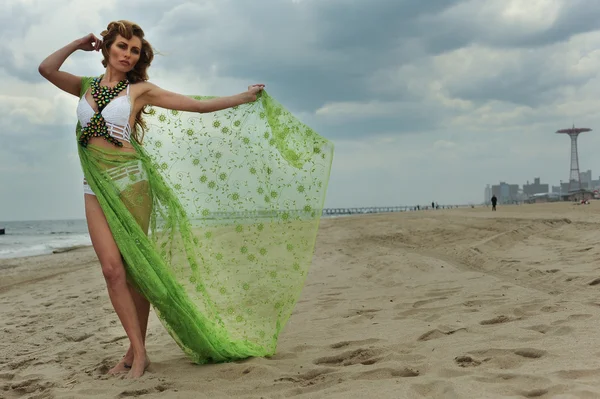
top-left (76, 77), bottom-right (333, 363)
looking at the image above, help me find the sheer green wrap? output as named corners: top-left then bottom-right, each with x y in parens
top-left (76, 77), bottom-right (333, 363)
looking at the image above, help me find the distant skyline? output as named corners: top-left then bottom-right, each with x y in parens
top-left (487, 168), bottom-right (596, 188)
top-left (486, 125), bottom-right (599, 192)
top-left (4, 1), bottom-right (600, 221)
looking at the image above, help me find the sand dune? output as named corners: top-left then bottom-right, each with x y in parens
top-left (4, 202), bottom-right (600, 398)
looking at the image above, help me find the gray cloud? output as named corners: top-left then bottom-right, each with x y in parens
top-left (0, 2), bottom-right (45, 83)
top-left (3, 1), bottom-right (600, 220)
top-left (117, 0), bottom-right (466, 111)
top-left (419, 0), bottom-right (600, 52)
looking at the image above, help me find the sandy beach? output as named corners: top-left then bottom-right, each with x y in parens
top-left (4, 202), bottom-right (600, 398)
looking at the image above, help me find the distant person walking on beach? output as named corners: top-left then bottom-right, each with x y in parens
top-left (491, 195), bottom-right (497, 211)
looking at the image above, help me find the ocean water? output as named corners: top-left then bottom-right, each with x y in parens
top-left (0, 210), bottom-right (385, 259)
top-left (0, 215), bottom-right (317, 259)
top-left (0, 219), bottom-right (91, 259)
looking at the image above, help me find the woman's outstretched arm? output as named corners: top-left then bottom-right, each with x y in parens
top-left (139, 83), bottom-right (265, 113)
top-left (38, 33), bottom-right (101, 97)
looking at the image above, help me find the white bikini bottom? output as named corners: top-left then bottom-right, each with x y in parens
top-left (83, 160), bottom-right (148, 196)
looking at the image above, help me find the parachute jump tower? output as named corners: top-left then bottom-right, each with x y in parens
top-left (556, 125), bottom-right (592, 192)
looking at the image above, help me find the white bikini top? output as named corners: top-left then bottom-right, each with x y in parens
top-left (76, 85), bottom-right (132, 142)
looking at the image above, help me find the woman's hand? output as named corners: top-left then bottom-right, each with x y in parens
top-left (246, 84), bottom-right (265, 102)
top-left (77, 33), bottom-right (102, 52)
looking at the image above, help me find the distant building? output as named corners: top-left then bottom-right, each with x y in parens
top-left (523, 177), bottom-right (549, 197)
top-left (586, 170), bottom-right (600, 190)
top-left (492, 182), bottom-right (519, 204)
top-left (484, 185), bottom-right (491, 204)
top-left (565, 190), bottom-right (594, 202)
top-left (525, 192), bottom-right (561, 204)
top-left (580, 170), bottom-right (592, 189)
top-left (550, 182), bottom-right (570, 198)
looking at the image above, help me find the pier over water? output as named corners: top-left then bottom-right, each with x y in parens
top-left (190, 205), bottom-right (470, 225)
top-left (322, 205), bottom-right (465, 216)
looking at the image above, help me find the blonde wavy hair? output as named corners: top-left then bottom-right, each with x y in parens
top-left (100, 20), bottom-right (154, 144)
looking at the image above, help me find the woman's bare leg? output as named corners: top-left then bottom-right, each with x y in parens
top-left (110, 178), bottom-right (153, 372)
top-left (85, 194), bottom-right (148, 378)
top-left (114, 286), bottom-right (151, 371)
top-left (130, 286), bottom-right (151, 340)
top-left (107, 284), bottom-right (151, 373)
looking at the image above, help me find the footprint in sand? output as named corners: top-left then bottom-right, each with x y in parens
top-left (314, 348), bottom-right (382, 367)
top-left (356, 366), bottom-right (419, 380)
top-left (342, 308), bottom-right (381, 320)
top-left (118, 389), bottom-right (153, 398)
top-left (9, 377), bottom-right (55, 396)
top-left (276, 367), bottom-right (337, 387)
top-left (418, 328), bottom-right (466, 342)
top-left (479, 348), bottom-right (546, 359)
top-left (266, 351), bottom-right (298, 360)
top-left (521, 388), bottom-right (549, 398)
top-left (316, 296), bottom-right (344, 310)
top-left (472, 373), bottom-right (556, 397)
top-left (100, 335), bottom-right (128, 345)
top-left (539, 305), bottom-right (561, 313)
top-left (455, 355), bottom-right (483, 367)
top-left (329, 338), bottom-right (380, 349)
top-left (117, 383), bottom-right (173, 397)
top-left (311, 341), bottom-right (422, 382)
top-left (59, 331), bottom-right (93, 343)
top-left (463, 297), bottom-right (508, 308)
top-left (412, 297), bottom-right (448, 308)
top-left (554, 368), bottom-right (600, 380)
top-left (455, 348), bottom-right (546, 370)
top-left (588, 278), bottom-right (600, 286)
top-left (0, 371), bottom-right (15, 381)
top-left (473, 372), bottom-right (549, 384)
top-left (551, 314), bottom-right (593, 326)
top-left (525, 324), bottom-right (573, 336)
top-left (395, 306), bottom-right (446, 322)
top-left (411, 381), bottom-right (459, 398)
top-left (512, 349), bottom-right (546, 359)
top-left (7, 357), bottom-right (36, 370)
top-left (479, 315), bottom-right (519, 325)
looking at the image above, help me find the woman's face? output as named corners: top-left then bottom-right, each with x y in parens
top-left (108, 34), bottom-right (142, 73)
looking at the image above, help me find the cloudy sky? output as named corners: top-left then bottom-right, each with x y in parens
top-left (2, 0), bottom-right (600, 221)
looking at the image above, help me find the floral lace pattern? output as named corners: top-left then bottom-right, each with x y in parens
top-left (76, 77), bottom-right (333, 363)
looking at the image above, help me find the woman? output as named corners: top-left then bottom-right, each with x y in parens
top-left (38, 21), bottom-right (332, 379)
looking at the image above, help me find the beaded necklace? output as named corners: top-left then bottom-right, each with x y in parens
top-left (78, 76), bottom-right (129, 148)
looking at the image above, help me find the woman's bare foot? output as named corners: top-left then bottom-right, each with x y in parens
top-left (108, 347), bottom-right (134, 375)
top-left (126, 353), bottom-right (150, 379)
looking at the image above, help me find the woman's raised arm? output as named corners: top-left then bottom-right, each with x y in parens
top-left (38, 33), bottom-right (102, 97)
